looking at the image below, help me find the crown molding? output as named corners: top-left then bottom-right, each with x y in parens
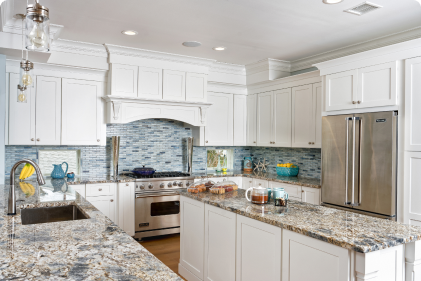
top-left (210, 61), bottom-right (246, 76)
top-left (104, 43), bottom-right (216, 68)
top-left (207, 81), bottom-right (247, 95)
top-left (246, 58), bottom-right (291, 75)
top-left (52, 39), bottom-right (108, 57)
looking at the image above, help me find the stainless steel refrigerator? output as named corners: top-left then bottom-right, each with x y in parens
top-left (321, 111), bottom-right (398, 219)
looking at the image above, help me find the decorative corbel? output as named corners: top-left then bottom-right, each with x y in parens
top-left (200, 107), bottom-right (208, 125)
top-left (112, 102), bottom-right (122, 120)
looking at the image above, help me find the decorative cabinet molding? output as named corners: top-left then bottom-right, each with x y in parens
top-left (163, 70), bottom-right (186, 101)
top-left (137, 66), bottom-right (162, 100)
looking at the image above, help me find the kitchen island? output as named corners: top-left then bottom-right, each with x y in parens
top-left (178, 189), bottom-right (421, 281)
top-left (0, 183), bottom-right (182, 280)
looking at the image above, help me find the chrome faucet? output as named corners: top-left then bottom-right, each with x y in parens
top-left (7, 159), bottom-right (45, 216)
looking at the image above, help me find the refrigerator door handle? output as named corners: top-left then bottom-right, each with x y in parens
top-left (351, 116), bottom-right (361, 207)
top-left (345, 117), bottom-right (352, 205)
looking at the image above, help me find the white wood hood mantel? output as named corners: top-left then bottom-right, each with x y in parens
top-left (102, 95), bottom-right (212, 126)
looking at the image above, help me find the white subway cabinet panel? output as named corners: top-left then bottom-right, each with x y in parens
top-left (257, 91), bottom-right (273, 146)
top-left (301, 186), bottom-right (321, 205)
top-left (186, 72), bottom-right (207, 102)
top-left (163, 70), bottom-right (186, 101)
top-left (405, 57), bottom-right (421, 151)
top-left (236, 215), bottom-right (282, 281)
top-left (137, 66), bottom-right (162, 100)
top-left (204, 204), bottom-right (236, 281)
top-left (292, 84), bottom-right (313, 148)
top-left (35, 76), bottom-right (61, 145)
top-left (246, 94), bottom-right (257, 146)
top-left (273, 88), bottom-right (292, 147)
top-left (62, 79), bottom-right (103, 145)
top-left (8, 73), bottom-right (36, 145)
top-left (357, 61), bottom-right (398, 108)
top-left (325, 70), bottom-right (358, 111)
top-left (205, 92), bottom-right (233, 146)
top-left (88, 196), bottom-right (116, 223)
top-left (313, 82), bottom-right (322, 148)
top-left (110, 64), bottom-right (138, 97)
top-left (234, 94), bottom-right (247, 146)
top-left (118, 182), bottom-right (135, 236)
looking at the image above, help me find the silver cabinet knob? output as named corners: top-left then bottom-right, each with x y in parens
top-left (126, 183), bottom-right (129, 186)
top-left (110, 199), bottom-right (114, 202)
top-left (148, 184), bottom-right (153, 189)
top-left (357, 101), bottom-right (361, 104)
top-left (139, 184), bottom-right (145, 190)
top-left (31, 138), bottom-right (34, 141)
top-left (97, 139), bottom-right (100, 142)
top-left (99, 188), bottom-right (102, 191)
top-left (352, 101), bottom-right (357, 104)
top-left (37, 138), bottom-right (40, 141)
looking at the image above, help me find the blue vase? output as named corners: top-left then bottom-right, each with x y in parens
top-left (51, 162), bottom-right (68, 179)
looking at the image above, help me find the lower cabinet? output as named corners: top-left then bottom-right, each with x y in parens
top-left (241, 177), bottom-right (253, 190)
top-left (118, 182), bottom-right (135, 236)
top-left (70, 184), bottom-right (86, 198)
top-left (301, 186), bottom-right (321, 205)
top-left (88, 196), bottom-right (116, 222)
top-left (251, 178), bottom-right (268, 188)
top-left (269, 181), bottom-right (321, 204)
top-left (236, 215), bottom-right (282, 281)
top-left (404, 151), bottom-right (421, 224)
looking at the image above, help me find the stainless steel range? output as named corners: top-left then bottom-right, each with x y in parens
top-left (124, 171), bottom-right (194, 240)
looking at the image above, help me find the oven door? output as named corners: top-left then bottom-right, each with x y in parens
top-left (135, 191), bottom-right (180, 233)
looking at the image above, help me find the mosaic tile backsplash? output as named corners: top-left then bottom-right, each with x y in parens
top-left (5, 119), bottom-right (321, 179)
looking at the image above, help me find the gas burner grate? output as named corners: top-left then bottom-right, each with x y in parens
top-left (122, 171), bottom-right (191, 179)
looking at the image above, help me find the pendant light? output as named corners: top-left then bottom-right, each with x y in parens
top-left (25, 0), bottom-right (50, 52)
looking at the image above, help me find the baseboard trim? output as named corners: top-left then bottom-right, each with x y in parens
top-left (178, 263), bottom-right (202, 281)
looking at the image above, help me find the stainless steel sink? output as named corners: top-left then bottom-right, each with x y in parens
top-left (20, 205), bottom-right (90, 225)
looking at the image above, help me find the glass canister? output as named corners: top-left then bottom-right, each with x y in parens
top-left (245, 184), bottom-right (269, 204)
top-left (273, 187), bottom-right (289, 207)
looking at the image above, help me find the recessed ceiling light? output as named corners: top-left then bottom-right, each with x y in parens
top-left (213, 47), bottom-right (226, 51)
top-left (322, 0), bottom-right (343, 4)
top-left (182, 41), bottom-right (201, 47)
top-left (122, 30), bottom-right (138, 36)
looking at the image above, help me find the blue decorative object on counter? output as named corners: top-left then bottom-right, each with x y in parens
top-left (51, 162), bottom-right (68, 179)
top-left (67, 172), bottom-right (75, 179)
top-left (244, 156), bottom-right (253, 172)
top-left (276, 166), bottom-right (299, 177)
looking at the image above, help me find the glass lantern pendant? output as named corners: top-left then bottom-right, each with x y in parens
top-left (20, 59), bottom-right (34, 88)
top-left (25, 0), bottom-right (50, 52)
top-left (17, 85), bottom-right (27, 103)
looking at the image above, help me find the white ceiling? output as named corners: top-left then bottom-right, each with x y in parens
top-left (14, 0), bottom-right (421, 65)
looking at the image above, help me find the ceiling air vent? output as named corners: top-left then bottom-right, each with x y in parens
top-left (344, 1), bottom-right (382, 16)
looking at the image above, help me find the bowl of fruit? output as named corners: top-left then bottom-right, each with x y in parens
top-left (276, 163), bottom-right (299, 177)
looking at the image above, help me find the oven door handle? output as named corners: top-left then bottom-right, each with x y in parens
top-left (136, 192), bottom-right (179, 198)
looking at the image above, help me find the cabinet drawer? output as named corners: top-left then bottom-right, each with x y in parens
top-left (269, 181), bottom-right (302, 199)
top-left (252, 179), bottom-right (269, 188)
top-left (86, 183), bottom-right (116, 197)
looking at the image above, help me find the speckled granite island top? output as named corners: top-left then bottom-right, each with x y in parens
top-left (0, 184), bottom-right (182, 280)
top-left (179, 189), bottom-right (421, 253)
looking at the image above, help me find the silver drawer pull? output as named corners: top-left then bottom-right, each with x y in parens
top-left (126, 183), bottom-right (129, 186)
top-left (31, 138), bottom-right (34, 141)
top-left (97, 139), bottom-right (100, 142)
top-left (99, 188), bottom-right (102, 191)
top-left (37, 138), bottom-right (40, 141)
top-left (110, 199), bottom-right (114, 202)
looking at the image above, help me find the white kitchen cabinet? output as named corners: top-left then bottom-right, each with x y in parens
top-left (163, 70), bottom-right (186, 101)
top-left (137, 66), bottom-right (162, 100)
top-left (292, 84), bottom-right (314, 148)
top-left (301, 186), bottom-right (321, 205)
top-left (325, 69), bottom-right (358, 111)
top-left (118, 182), bottom-right (135, 236)
top-left (86, 183), bottom-right (116, 197)
top-left (35, 76), bottom-right (61, 145)
top-left (204, 204), bottom-right (236, 281)
top-left (357, 61), bottom-right (398, 108)
top-left (313, 82), bottom-right (322, 148)
top-left (405, 57), bottom-right (421, 151)
top-left (256, 91), bottom-right (273, 146)
top-left (110, 63), bottom-right (138, 97)
top-left (252, 178), bottom-right (268, 188)
top-left (88, 196), bottom-right (116, 222)
top-left (282, 229), bottom-right (349, 281)
top-left (228, 177), bottom-right (243, 189)
top-left (269, 181), bottom-right (302, 201)
top-left (242, 177), bottom-right (253, 190)
top-left (404, 152), bottom-right (421, 224)
top-left (186, 72), bottom-right (207, 102)
top-left (62, 79), bottom-right (103, 145)
top-left (8, 73), bottom-right (36, 145)
top-left (70, 184), bottom-right (85, 198)
top-left (273, 88), bottom-right (292, 147)
top-left (180, 196), bottom-right (205, 280)
top-left (234, 95), bottom-right (247, 146)
top-left (246, 94), bottom-right (257, 146)
top-left (236, 215), bottom-right (282, 281)
top-left (204, 92), bottom-right (233, 146)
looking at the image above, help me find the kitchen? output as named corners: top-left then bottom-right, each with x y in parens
top-left (1, 0), bottom-right (421, 280)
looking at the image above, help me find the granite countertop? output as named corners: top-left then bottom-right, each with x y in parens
top-left (179, 189), bottom-right (421, 253)
top-left (192, 170), bottom-right (321, 188)
top-left (0, 183), bottom-right (182, 280)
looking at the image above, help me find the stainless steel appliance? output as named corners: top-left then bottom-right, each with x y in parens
top-left (124, 171), bottom-right (194, 240)
top-left (322, 111), bottom-right (398, 219)
top-left (112, 136), bottom-right (120, 179)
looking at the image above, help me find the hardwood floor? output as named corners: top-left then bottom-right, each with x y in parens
top-left (139, 234), bottom-right (186, 280)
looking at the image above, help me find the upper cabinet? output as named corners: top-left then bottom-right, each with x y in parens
top-left (246, 94), bottom-right (257, 146)
top-left (405, 57), bottom-right (421, 152)
top-left (325, 70), bottom-right (358, 111)
top-left (110, 64), bottom-right (138, 97)
top-left (186, 73), bottom-right (207, 102)
top-left (204, 92), bottom-right (234, 146)
top-left (163, 70), bottom-right (186, 101)
top-left (137, 66), bottom-right (163, 100)
top-left (292, 85), bottom-right (314, 148)
top-left (256, 92), bottom-right (273, 147)
top-left (233, 94), bottom-right (247, 146)
top-left (273, 88), bottom-right (292, 147)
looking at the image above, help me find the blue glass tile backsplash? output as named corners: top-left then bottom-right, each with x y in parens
top-left (5, 119), bottom-right (321, 179)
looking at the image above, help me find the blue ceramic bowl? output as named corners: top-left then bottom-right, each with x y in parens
top-left (276, 167), bottom-right (299, 177)
top-left (67, 173), bottom-right (75, 179)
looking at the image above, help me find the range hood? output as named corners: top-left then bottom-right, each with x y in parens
top-left (102, 96), bottom-right (212, 126)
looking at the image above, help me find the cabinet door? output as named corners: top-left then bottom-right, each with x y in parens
top-left (256, 92), bottom-right (273, 146)
top-left (204, 204), bottom-right (236, 281)
top-left (35, 76), bottom-right (61, 145)
top-left (180, 196), bottom-right (205, 280)
top-left (313, 83), bottom-right (322, 148)
top-left (86, 183), bottom-right (116, 197)
top-left (234, 94), bottom-right (247, 146)
top-left (70, 184), bottom-right (85, 198)
top-left (325, 70), bottom-right (358, 111)
top-left (246, 94), bottom-right (257, 146)
top-left (163, 70), bottom-right (186, 101)
top-left (242, 177), bottom-right (253, 190)
top-left (137, 66), bottom-right (162, 100)
top-left (8, 73), bottom-right (36, 145)
top-left (110, 64), bottom-right (138, 97)
top-left (186, 72), bottom-right (207, 102)
top-left (292, 84), bottom-right (313, 148)
top-left (301, 186), bottom-right (321, 205)
top-left (405, 57), bottom-right (421, 151)
top-left (252, 178), bottom-right (268, 188)
top-left (357, 61), bottom-right (398, 108)
top-left (88, 196), bottom-right (116, 223)
top-left (273, 88), bottom-right (292, 147)
top-left (236, 215), bottom-right (282, 281)
top-left (205, 92), bottom-right (233, 146)
top-left (404, 152), bottom-right (421, 224)
top-left (228, 177), bottom-right (242, 189)
top-left (118, 182), bottom-right (135, 236)
top-left (62, 79), bottom-right (102, 145)
top-left (269, 181), bottom-right (302, 201)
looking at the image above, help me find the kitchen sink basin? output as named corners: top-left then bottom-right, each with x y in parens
top-left (20, 205), bottom-right (90, 225)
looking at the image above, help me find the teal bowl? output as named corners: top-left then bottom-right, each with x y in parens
top-left (276, 166), bottom-right (299, 177)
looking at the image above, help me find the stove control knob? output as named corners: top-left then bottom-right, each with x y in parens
top-left (168, 182), bottom-right (172, 187)
top-left (160, 183), bottom-right (165, 188)
top-left (173, 181), bottom-right (177, 186)
top-left (139, 184), bottom-right (145, 190)
top-left (148, 183), bottom-right (153, 189)
top-left (186, 182), bottom-right (191, 187)
top-left (178, 182), bottom-right (183, 187)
